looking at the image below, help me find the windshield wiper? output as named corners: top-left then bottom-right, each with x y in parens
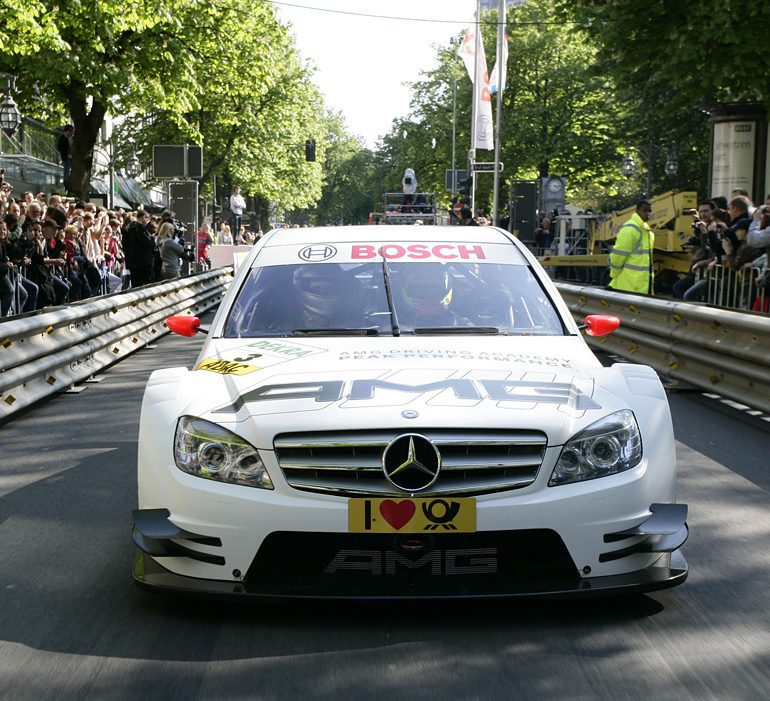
top-left (380, 258), bottom-right (400, 337)
top-left (412, 326), bottom-right (501, 335)
top-left (290, 328), bottom-right (380, 336)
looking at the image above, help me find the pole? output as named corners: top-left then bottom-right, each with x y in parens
top-left (108, 143), bottom-right (114, 210)
top-left (492, 0), bottom-right (505, 225)
top-left (212, 174), bottom-right (218, 232)
top-left (645, 142), bottom-right (653, 199)
top-left (451, 75), bottom-right (457, 197)
top-left (470, 0), bottom-right (481, 214)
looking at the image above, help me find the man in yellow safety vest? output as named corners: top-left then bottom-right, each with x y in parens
top-left (608, 200), bottom-right (654, 294)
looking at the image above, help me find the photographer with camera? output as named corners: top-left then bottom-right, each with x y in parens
top-left (674, 201), bottom-right (716, 298)
top-left (157, 221), bottom-right (194, 280)
top-left (402, 168), bottom-right (418, 210)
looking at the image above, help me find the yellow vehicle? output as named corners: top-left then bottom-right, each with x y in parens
top-left (539, 190), bottom-right (698, 292)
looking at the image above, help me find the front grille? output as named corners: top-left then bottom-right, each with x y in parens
top-left (274, 429), bottom-right (546, 497)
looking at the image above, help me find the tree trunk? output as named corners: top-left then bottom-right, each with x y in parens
top-left (64, 83), bottom-right (108, 201)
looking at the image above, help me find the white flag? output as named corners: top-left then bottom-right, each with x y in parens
top-left (457, 26), bottom-right (494, 150)
top-left (489, 31), bottom-right (508, 95)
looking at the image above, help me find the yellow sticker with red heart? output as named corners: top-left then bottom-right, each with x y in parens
top-left (348, 497), bottom-right (476, 533)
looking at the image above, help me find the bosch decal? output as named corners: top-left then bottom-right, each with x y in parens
top-left (352, 244), bottom-right (486, 260)
top-left (298, 244), bottom-right (338, 262)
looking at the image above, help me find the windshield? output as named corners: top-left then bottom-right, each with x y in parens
top-left (223, 260), bottom-right (565, 337)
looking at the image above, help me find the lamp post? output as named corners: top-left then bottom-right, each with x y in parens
top-left (126, 151), bottom-right (142, 179)
top-left (620, 142), bottom-right (678, 198)
top-left (0, 74), bottom-right (22, 138)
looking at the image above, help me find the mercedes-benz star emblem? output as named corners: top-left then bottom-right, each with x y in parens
top-left (382, 433), bottom-right (441, 493)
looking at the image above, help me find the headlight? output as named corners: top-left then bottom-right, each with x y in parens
top-left (549, 410), bottom-right (642, 486)
top-left (174, 416), bottom-right (273, 489)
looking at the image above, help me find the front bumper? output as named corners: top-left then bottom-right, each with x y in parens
top-left (132, 504), bottom-right (688, 600)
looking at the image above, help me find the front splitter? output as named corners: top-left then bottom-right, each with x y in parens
top-left (133, 549), bottom-right (687, 601)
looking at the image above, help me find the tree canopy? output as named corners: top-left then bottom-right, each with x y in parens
top-left (0, 0), bottom-right (325, 208)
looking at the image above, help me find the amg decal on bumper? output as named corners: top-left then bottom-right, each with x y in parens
top-left (324, 548), bottom-right (498, 575)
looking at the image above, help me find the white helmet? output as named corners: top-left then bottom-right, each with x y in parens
top-left (292, 265), bottom-right (346, 319)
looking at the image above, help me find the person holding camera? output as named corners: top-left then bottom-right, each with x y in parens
top-left (674, 201), bottom-right (716, 299)
top-left (157, 221), bottom-right (194, 280)
top-left (402, 168), bottom-right (418, 210)
top-left (682, 208), bottom-right (729, 302)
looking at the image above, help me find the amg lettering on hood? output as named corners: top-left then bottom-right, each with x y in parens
top-left (214, 378), bottom-right (600, 413)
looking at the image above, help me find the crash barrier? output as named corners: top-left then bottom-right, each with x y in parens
top-left (556, 282), bottom-right (770, 415)
top-left (0, 268), bottom-right (233, 421)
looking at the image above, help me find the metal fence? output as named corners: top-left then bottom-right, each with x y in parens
top-left (0, 268), bottom-right (232, 421)
top-left (555, 282), bottom-right (770, 414)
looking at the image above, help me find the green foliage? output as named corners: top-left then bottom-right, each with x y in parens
top-left (557, 0), bottom-right (770, 115)
top-left (294, 111), bottom-right (378, 225)
top-left (0, 0), bottom-right (326, 207)
top-left (0, 0), bottom-right (66, 55)
top-left (374, 0), bottom-right (718, 215)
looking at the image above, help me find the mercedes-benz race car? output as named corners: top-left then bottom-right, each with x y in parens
top-left (133, 225), bottom-right (688, 599)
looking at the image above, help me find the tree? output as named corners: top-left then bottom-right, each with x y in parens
top-left (557, 0), bottom-right (770, 116)
top-left (308, 112), bottom-right (378, 226)
top-left (0, 1), bottom-right (65, 56)
top-left (113, 2), bottom-right (327, 220)
top-left (0, 0), bottom-right (324, 208)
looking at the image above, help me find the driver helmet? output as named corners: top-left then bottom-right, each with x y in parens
top-left (292, 264), bottom-right (346, 318)
top-left (399, 264), bottom-right (453, 320)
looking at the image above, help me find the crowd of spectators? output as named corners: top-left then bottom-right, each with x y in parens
top-left (674, 188), bottom-right (770, 311)
top-left (0, 176), bottom-right (221, 318)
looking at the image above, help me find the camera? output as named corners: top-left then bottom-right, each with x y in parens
top-left (183, 242), bottom-right (196, 262)
top-left (404, 177), bottom-right (412, 185)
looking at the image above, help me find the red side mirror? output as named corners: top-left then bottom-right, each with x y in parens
top-left (583, 314), bottom-right (620, 337)
top-left (167, 315), bottom-right (201, 337)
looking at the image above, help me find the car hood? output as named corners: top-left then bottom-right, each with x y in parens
top-left (181, 335), bottom-right (633, 447)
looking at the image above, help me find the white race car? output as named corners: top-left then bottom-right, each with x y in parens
top-left (133, 225), bottom-right (688, 599)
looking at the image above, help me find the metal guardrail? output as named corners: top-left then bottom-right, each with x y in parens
top-left (556, 282), bottom-right (770, 414)
top-left (0, 268), bottom-right (233, 421)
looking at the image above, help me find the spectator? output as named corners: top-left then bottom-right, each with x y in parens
top-left (56, 125), bottom-right (74, 191)
top-left (62, 224), bottom-right (90, 300)
top-left (402, 168), bottom-right (418, 209)
top-left (218, 222), bottom-right (233, 245)
top-left (230, 186), bottom-right (245, 238)
top-left (0, 219), bottom-right (28, 315)
top-left (747, 205), bottom-right (770, 311)
top-left (122, 210), bottom-right (156, 287)
top-left (157, 221), bottom-right (186, 280)
top-left (17, 220), bottom-right (68, 307)
top-left (460, 206), bottom-right (478, 226)
top-left (608, 200), bottom-right (654, 295)
top-left (673, 200), bottom-right (716, 299)
top-left (197, 223), bottom-right (213, 269)
top-left (683, 209), bottom-right (730, 302)
top-left (21, 202), bottom-right (44, 233)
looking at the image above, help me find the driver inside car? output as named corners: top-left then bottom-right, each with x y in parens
top-left (395, 263), bottom-right (460, 328)
top-left (291, 264), bottom-right (367, 329)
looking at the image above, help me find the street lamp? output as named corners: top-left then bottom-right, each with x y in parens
top-left (126, 152), bottom-right (142, 179)
top-left (620, 142), bottom-right (678, 198)
top-left (0, 74), bottom-right (22, 138)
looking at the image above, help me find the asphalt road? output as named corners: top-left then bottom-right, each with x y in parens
top-left (0, 325), bottom-right (768, 700)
